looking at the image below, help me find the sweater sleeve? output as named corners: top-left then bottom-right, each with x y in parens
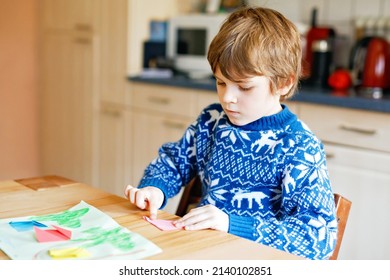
top-left (138, 130), bottom-right (197, 208)
top-left (137, 116), bottom-right (201, 209)
top-left (228, 135), bottom-right (338, 260)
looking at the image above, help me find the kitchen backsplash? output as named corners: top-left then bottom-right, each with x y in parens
top-left (247, 0), bottom-right (390, 33)
top-left (245, 0), bottom-right (390, 68)
top-left (128, 0), bottom-right (390, 74)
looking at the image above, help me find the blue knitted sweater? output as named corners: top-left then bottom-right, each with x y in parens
top-left (138, 103), bottom-right (337, 260)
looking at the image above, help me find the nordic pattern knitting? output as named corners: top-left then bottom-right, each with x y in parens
top-left (138, 103), bottom-right (337, 260)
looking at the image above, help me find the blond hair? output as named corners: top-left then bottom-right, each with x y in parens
top-left (207, 6), bottom-right (302, 99)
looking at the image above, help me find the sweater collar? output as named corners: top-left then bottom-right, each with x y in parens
top-left (227, 104), bottom-right (297, 131)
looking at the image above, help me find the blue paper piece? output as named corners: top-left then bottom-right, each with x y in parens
top-left (9, 220), bottom-right (47, 232)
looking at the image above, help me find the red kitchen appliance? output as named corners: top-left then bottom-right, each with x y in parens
top-left (349, 36), bottom-right (390, 98)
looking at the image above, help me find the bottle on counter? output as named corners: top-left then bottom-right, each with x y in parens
top-left (307, 39), bottom-right (333, 88)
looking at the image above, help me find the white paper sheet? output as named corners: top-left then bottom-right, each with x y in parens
top-left (0, 201), bottom-right (162, 260)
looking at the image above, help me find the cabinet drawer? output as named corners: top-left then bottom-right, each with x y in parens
top-left (324, 143), bottom-right (390, 174)
top-left (131, 84), bottom-right (197, 118)
top-left (196, 91), bottom-right (219, 114)
top-left (300, 103), bottom-right (390, 153)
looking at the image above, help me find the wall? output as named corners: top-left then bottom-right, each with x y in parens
top-left (127, 0), bottom-right (390, 74)
top-left (245, 0), bottom-right (390, 67)
top-left (248, 0), bottom-right (390, 34)
top-left (127, 0), bottom-right (201, 75)
top-left (0, 0), bottom-right (39, 180)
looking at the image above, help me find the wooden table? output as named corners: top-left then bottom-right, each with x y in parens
top-left (0, 175), bottom-right (302, 260)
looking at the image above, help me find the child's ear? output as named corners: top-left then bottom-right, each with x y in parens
top-left (277, 76), bottom-right (294, 97)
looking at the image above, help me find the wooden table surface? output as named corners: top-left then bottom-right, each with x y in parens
top-left (0, 175), bottom-right (302, 260)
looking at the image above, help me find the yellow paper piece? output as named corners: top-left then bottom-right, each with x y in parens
top-left (49, 247), bottom-right (90, 259)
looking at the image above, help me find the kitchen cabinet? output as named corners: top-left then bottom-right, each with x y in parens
top-left (40, 0), bottom-right (128, 188)
top-left (39, 0), bottom-right (195, 197)
top-left (40, 0), bottom-right (99, 31)
top-left (40, 13), bottom-right (98, 185)
top-left (97, 0), bottom-right (130, 196)
top-left (98, 101), bottom-right (131, 196)
top-left (299, 103), bottom-right (390, 259)
top-left (99, 0), bottom-right (128, 105)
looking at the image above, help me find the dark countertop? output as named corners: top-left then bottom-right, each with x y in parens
top-left (128, 76), bottom-right (390, 114)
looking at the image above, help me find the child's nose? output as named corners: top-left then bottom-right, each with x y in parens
top-left (222, 87), bottom-right (238, 104)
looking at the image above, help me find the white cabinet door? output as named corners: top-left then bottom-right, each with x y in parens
top-left (96, 0), bottom-right (129, 195)
top-left (325, 143), bottom-right (390, 259)
top-left (40, 1), bottom-right (100, 185)
top-left (41, 0), bottom-right (99, 31)
top-left (41, 0), bottom-right (129, 189)
top-left (98, 102), bottom-right (128, 196)
top-left (40, 31), bottom-right (97, 185)
top-left (99, 0), bottom-right (128, 105)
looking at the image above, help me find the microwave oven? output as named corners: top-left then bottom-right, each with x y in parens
top-left (167, 14), bottom-right (227, 78)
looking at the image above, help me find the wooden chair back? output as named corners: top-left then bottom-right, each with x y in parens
top-left (330, 193), bottom-right (352, 260)
top-left (176, 177), bottom-right (202, 217)
top-left (176, 178), bottom-right (352, 260)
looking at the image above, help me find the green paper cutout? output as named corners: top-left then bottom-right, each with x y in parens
top-left (30, 208), bottom-right (89, 228)
top-left (74, 227), bottom-right (135, 250)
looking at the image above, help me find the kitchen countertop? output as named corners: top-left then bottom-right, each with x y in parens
top-left (128, 75), bottom-right (390, 113)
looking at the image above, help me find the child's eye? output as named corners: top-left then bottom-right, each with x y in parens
top-left (216, 81), bottom-right (226, 86)
top-left (239, 86), bottom-right (252, 91)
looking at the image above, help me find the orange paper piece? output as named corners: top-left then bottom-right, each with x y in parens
top-left (143, 216), bottom-right (181, 231)
top-left (34, 225), bottom-right (72, 242)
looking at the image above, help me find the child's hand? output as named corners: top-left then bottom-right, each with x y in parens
top-left (124, 185), bottom-right (164, 219)
top-left (173, 204), bottom-right (229, 232)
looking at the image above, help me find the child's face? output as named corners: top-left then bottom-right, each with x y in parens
top-left (214, 67), bottom-right (283, 126)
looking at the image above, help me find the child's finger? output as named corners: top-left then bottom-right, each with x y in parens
top-left (134, 190), bottom-right (149, 209)
top-left (129, 188), bottom-right (140, 205)
top-left (124, 185), bottom-right (133, 199)
top-left (148, 200), bottom-right (159, 220)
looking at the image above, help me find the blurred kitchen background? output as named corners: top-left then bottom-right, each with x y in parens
top-left (2, 0), bottom-right (389, 181)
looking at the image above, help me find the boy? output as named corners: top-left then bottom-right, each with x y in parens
top-left (125, 6), bottom-right (337, 260)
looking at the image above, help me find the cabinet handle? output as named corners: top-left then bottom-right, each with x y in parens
top-left (339, 124), bottom-right (377, 135)
top-left (325, 152), bottom-right (335, 159)
top-left (147, 96), bottom-right (170, 105)
top-left (74, 24), bottom-right (92, 32)
top-left (102, 108), bottom-right (122, 118)
top-left (163, 120), bottom-right (186, 130)
top-left (74, 37), bottom-right (91, 44)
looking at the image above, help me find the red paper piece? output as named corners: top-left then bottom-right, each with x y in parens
top-left (34, 225), bottom-right (72, 242)
top-left (143, 216), bottom-right (181, 231)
